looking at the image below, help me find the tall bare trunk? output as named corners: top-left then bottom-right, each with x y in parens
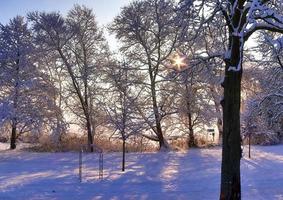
top-left (220, 36), bottom-right (242, 200)
top-left (220, 68), bottom-right (242, 199)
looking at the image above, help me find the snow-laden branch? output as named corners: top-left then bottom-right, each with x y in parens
top-left (244, 0), bottom-right (283, 40)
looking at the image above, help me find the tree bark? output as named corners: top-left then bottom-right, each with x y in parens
top-left (220, 69), bottom-right (242, 199)
top-left (220, 36), bottom-right (243, 199)
top-left (220, 69), bottom-right (242, 200)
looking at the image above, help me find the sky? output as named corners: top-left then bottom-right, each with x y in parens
top-left (0, 0), bottom-right (132, 50)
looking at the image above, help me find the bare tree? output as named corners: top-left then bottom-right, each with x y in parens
top-left (0, 16), bottom-right (63, 149)
top-left (110, 0), bottom-right (186, 149)
top-left (104, 61), bottom-right (144, 171)
top-left (167, 63), bottom-right (212, 147)
top-left (29, 5), bottom-right (109, 151)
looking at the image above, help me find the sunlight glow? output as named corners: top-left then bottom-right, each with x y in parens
top-left (171, 53), bottom-right (187, 71)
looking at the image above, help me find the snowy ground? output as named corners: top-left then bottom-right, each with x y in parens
top-left (0, 143), bottom-right (283, 200)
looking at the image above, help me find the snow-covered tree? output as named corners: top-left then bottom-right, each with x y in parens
top-left (38, 51), bottom-right (67, 143)
top-left (170, 23), bottom-right (226, 146)
top-left (178, 0), bottom-right (283, 198)
top-left (257, 35), bottom-right (283, 133)
top-left (29, 5), bottom-right (110, 151)
top-left (0, 16), bottom-right (63, 149)
top-left (104, 61), bottom-right (144, 171)
top-left (243, 35), bottom-right (283, 140)
top-left (110, 0), bottom-right (187, 150)
top-left (166, 60), bottom-right (216, 147)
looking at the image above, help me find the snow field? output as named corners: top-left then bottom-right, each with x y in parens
top-left (0, 144), bottom-right (283, 200)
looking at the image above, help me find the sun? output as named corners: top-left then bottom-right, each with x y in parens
top-left (172, 54), bottom-right (187, 71)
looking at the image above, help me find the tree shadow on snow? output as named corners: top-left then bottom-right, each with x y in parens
top-left (241, 145), bottom-right (283, 200)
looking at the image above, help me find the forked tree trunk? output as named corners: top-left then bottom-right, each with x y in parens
top-left (151, 81), bottom-right (168, 150)
top-left (220, 36), bottom-right (243, 199)
top-left (156, 122), bottom-right (168, 149)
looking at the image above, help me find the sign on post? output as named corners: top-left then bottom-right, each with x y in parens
top-left (207, 128), bottom-right (215, 142)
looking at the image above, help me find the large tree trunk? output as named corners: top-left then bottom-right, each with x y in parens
top-left (220, 68), bottom-right (242, 199)
top-left (220, 36), bottom-right (243, 199)
top-left (10, 121), bottom-right (17, 150)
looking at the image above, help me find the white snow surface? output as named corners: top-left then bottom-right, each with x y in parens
top-left (0, 144), bottom-right (283, 200)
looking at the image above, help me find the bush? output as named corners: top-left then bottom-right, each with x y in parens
top-left (28, 133), bottom-right (157, 152)
top-left (170, 138), bottom-right (188, 150)
top-left (170, 134), bottom-right (217, 150)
